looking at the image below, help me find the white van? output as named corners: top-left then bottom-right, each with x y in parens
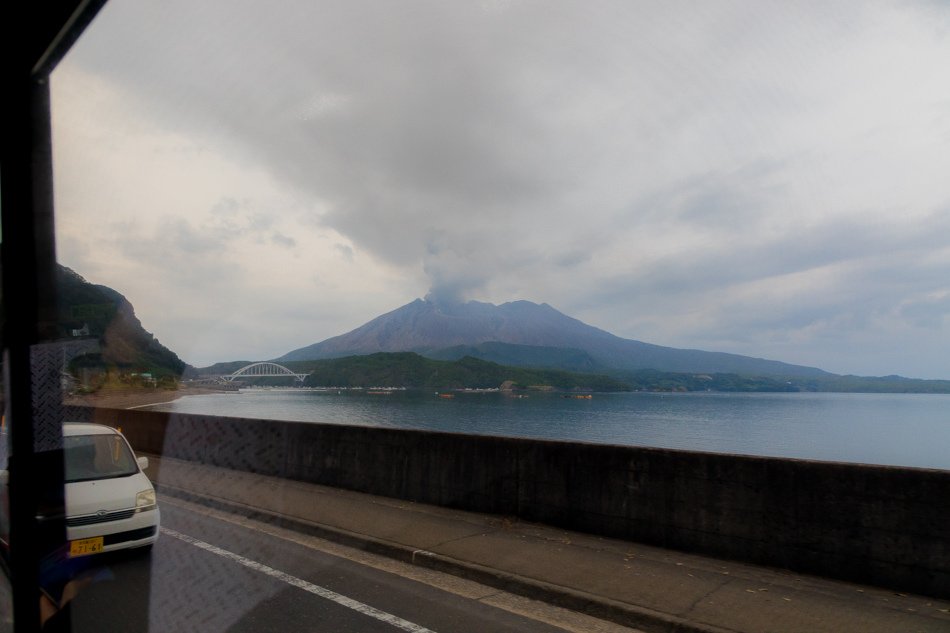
top-left (0, 422), bottom-right (160, 558)
top-left (61, 423), bottom-right (160, 556)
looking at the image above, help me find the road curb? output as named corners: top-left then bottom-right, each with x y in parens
top-left (155, 482), bottom-right (734, 633)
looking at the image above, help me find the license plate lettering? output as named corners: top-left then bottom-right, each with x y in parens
top-left (69, 536), bottom-right (104, 557)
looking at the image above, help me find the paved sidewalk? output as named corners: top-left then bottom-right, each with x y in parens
top-left (144, 455), bottom-right (950, 633)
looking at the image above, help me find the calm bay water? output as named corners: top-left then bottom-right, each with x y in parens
top-left (144, 390), bottom-right (950, 470)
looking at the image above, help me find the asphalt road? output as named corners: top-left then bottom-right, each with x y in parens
top-left (62, 496), bottom-right (630, 633)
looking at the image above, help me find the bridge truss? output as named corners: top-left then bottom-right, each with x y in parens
top-left (224, 362), bottom-right (309, 383)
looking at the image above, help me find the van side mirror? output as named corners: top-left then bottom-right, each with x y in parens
top-left (136, 456), bottom-right (149, 471)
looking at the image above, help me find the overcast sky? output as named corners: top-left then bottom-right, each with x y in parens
top-left (51, 1), bottom-right (950, 378)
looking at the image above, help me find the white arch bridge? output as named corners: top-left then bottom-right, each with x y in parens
top-left (224, 362), bottom-right (309, 383)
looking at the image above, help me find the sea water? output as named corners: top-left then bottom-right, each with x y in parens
top-left (143, 390), bottom-right (950, 470)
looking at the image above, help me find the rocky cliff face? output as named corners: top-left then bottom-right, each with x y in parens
top-left (56, 265), bottom-right (186, 376)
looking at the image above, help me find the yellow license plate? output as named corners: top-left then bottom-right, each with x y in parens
top-left (69, 536), bottom-right (104, 557)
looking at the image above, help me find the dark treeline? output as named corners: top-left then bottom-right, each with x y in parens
top-left (191, 353), bottom-right (950, 393)
top-left (289, 353), bottom-right (628, 391)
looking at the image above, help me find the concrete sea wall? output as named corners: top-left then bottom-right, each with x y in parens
top-left (74, 407), bottom-right (950, 598)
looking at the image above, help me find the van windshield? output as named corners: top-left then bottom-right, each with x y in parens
top-left (64, 434), bottom-right (138, 483)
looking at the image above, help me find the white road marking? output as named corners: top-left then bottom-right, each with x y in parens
top-left (161, 526), bottom-right (437, 633)
top-left (161, 495), bottom-right (640, 633)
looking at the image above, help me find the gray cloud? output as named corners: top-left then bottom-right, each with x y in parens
top-left (553, 250), bottom-right (593, 269)
top-left (53, 1), bottom-right (950, 375)
top-left (333, 244), bottom-right (354, 262)
top-left (590, 213), bottom-right (950, 320)
top-left (901, 295), bottom-right (950, 329)
top-left (271, 232), bottom-right (296, 248)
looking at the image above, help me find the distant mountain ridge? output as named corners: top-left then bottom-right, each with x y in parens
top-left (279, 298), bottom-right (830, 378)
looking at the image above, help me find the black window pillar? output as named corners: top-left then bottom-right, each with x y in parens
top-left (1, 3), bottom-right (108, 631)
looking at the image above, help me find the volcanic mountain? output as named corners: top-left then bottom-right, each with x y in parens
top-left (278, 298), bottom-right (829, 378)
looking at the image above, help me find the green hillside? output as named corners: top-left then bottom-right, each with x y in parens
top-left (193, 353), bottom-right (950, 393)
top-left (281, 352), bottom-right (629, 391)
top-left (55, 266), bottom-right (186, 378)
top-left (0, 265), bottom-right (186, 397)
top-left (790, 374), bottom-right (950, 393)
top-left (423, 342), bottom-right (609, 373)
top-left (609, 369), bottom-right (950, 393)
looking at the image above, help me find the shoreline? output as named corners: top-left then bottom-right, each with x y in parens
top-left (63, 386), bottom-right (226, 410)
